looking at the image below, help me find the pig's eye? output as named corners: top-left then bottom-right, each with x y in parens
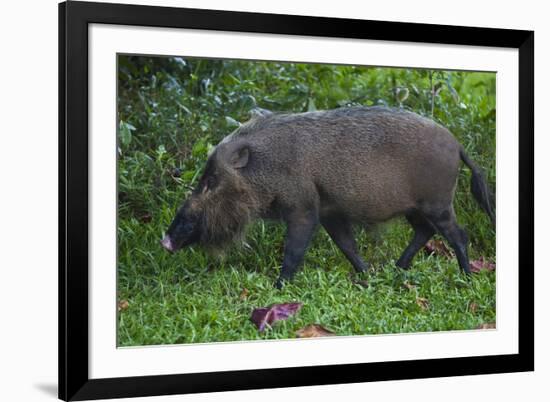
top-left (202, 175), bottom-right (217, 194)
top-left (207, 175), bottom-right (217, 189)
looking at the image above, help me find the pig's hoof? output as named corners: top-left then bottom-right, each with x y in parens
top-left (355, 263), bottom-right (369, 273)
top-left (395, 260), bottom-right (411, 270)
top-left (462, 269), bottom-right (473, 278)
top-left (274, 278), bottom-right (284, 289)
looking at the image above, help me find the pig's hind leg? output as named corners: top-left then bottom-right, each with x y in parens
top-left (425, 207), bottom-right (471, 275)
top-left (321, 215), bottom-right (369, 274)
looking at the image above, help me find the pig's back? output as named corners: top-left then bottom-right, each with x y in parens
top-left (243, 107), bottom-right (462, 223)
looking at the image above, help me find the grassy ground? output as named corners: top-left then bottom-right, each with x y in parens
top-left (117, 56), bottom-right (496, 346)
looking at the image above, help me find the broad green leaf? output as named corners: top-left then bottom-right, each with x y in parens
top-left (225, 116), bottom-right (241, 128)
top-left (119, 121), bottom-right (135, 146)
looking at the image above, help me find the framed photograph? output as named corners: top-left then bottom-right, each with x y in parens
top-left (59, 1), bottom-right (534, 400)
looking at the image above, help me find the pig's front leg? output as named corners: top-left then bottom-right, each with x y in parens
top-left (275, 211), bottom-right (318, 289)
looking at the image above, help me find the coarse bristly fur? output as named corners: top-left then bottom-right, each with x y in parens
top-left (197, 163), bottom-right (260, 252)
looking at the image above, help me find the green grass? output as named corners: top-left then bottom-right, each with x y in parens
top-left (118, 218), bottom-right (495, 346)
top-left (117, 56), bottom-right (496, 346)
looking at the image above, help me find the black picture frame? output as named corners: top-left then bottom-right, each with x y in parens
top-left (59, 1), bottom-right (534, 400)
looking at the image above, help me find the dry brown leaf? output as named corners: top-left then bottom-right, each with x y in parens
top-left (296, 324), bottom-right (336, 338)
top-left (476, 322), bottom-right (496, 330)
top-left (416, 297), bottom-right (429, 310)
top-left (469, 302), bottom-right (479, 314)
top-left (239, 288), bottom-right (249, 300)
top-left (424, 239), bottom-right (453, 258)
top-left (118, 300), bottom-right (129, 312)
top-left (470, 257), bottom-right (496, 273)
top-left (139, 213), bottom-right (153, 223)
top-left (353, 279), bottom-right (369, 288)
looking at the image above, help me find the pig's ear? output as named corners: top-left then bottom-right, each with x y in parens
top-left (230, 145), bottom-right (249, 169)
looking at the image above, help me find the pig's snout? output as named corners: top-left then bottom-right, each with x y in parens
top-left (161, 235), bottom-right (175, 252)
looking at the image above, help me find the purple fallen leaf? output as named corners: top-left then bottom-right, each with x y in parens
top-left (470, 257), bottom-right (496, 273)
top-left (251, 302), bottom-right (302, 332)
